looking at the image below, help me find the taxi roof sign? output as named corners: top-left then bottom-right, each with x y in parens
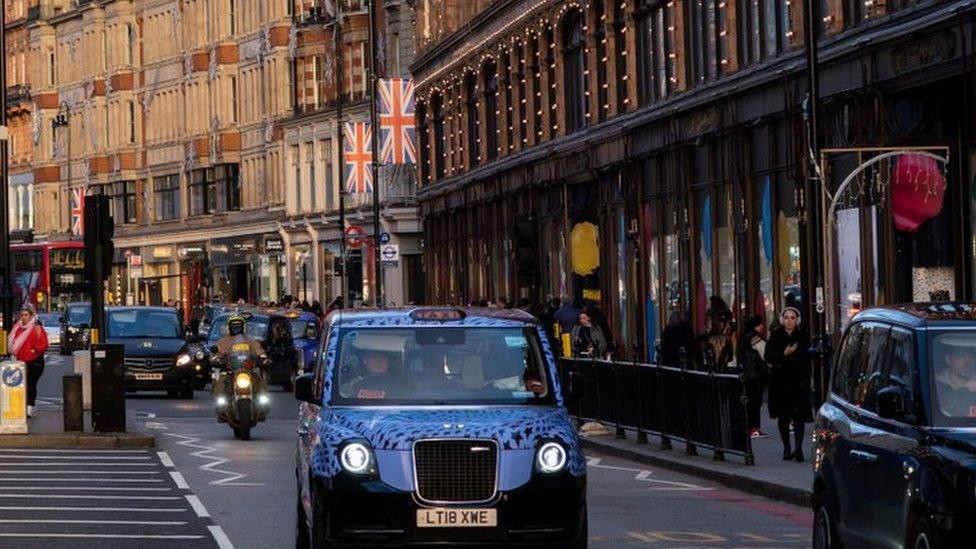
top-left (409, 308), bottom-right (466, 321)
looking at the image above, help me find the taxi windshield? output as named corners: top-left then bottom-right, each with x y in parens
top-left (332, 327), bottom-right (554, 406)
top-left (66, 305), bottom-right (91, 325)
top-left (931, 331), bottom-right (976, 426)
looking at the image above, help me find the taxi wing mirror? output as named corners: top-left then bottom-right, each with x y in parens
top-left (877, 386), bottom-right (906, 420)
top-left (294, 373), bottom-right (316, 403)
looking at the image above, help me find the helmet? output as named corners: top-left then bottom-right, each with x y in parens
top-left (227, 314), bottom-right (246, 336)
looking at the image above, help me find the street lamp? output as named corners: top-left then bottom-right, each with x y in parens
top-left (52, 101), bottom-right (71, 236)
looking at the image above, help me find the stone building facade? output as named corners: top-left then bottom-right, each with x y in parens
top-left (412, 0), bottom-right (976, 360)
top-left (4, 0), bottom-right (37, 235)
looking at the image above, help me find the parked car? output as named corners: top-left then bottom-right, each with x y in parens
top-left (199, 311), bottom-right (300, 391)
top-left (106, 306), bottom-right (195, 399)
top-left (294, 307), bottom-right (587, 548)
top-left (813, 303), bottom-right (976, 549)
top-left (59, 302), bottom-right (91, 355)
top-left (283, 309), bottom-right (320, 372)
top-left (37, 312), bottom-right (61, 348)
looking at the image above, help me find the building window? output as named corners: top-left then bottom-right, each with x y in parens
top-left (230, 76), bottom-right (238, 123)
top-left (593, 0), bottom-right (609, 122)
top-left (291, 145), bottom-right (301, 209)
top-left (155, 174), bottom-right (180, 221)
top-left (515, 42), bottom-right (527, 146)
top-left (483, 59), bottom-right (499, 160)
top-left (562, 10), bottom-right (588, 133)
top-left (307, 143), bottom-right (316, 209)
top-left (417, 101), bottom-right (430, 186)
top-left (322, 139), bottom-right (334, 210)
top-left (229, 0), bottom-right (237, 35)
top-left (465, 73), bottom-right (479, 168)
top-left (107, 181), bottom-right (136, 224)
top-left (545, 28), bottom-right (556, 138)
top-left (189, 166), bottom-right (237, 215)
top-left (432, 93), bottom-right (446, 180)
top-left (613, 1), bottom-right (629, 112)
top-left (190, 168), bottom-right (215, 215)
top-left (501, 50), bottom-right (514, 152)
top-left (215, 164), bottom-right (240, 212)
top-left (531, 36), bottom-right (542, 140)
top-left (126, 24), bottom-right (136, 65)
top-left (637, 0), bottom-right (673, 103)
top-left (48, 51), bottom-right (55, 86)
top-left (127, 100), bottom-right (136, 143)
top-left (738, 0), bottom-right (791, 66)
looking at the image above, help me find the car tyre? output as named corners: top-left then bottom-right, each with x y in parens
top-left (166, 389), bottom-right (179, 399)
top-left (296, 484), bottom-right (311, 549)
top-left (813, 497), bottom-right (839, 549)
top-left (909, 514), bottom-right (941, 549)
top-left (310, 482), bottom-right (336, 548)
top-left (179, 387), bottom-right (194, 399)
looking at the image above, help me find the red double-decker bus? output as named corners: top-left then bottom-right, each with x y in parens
top-left (12, 241), bottom-right (87, 312)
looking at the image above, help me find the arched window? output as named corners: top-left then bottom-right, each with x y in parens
top-left (465, 73), bottom-right (479, 168)
top-left (417, 100), bottom-right (430, 186)
top-left (432, 93), bottom-right (446, 180)
top-left (515, 41), bottom-right (527, 148)
top-left (483, 59), bottom-right (499, 161)
top-left (562, 10), bottom-right (588, 133)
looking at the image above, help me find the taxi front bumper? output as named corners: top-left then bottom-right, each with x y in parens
top-left (311, 472), bottom-right (586, 547)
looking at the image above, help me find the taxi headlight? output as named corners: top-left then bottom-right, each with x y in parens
top-left (340, 442), bottom-right (373, 474)
top-left (537, 442), bottom-right (568, 473)
top-left (235, 373), bottom-right (252, 390)
top-left (176, 353), bottom-right (192, 368)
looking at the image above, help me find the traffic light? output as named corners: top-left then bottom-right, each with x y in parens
top-left (515, 216), bottom-right (539, 282)
top-left (83, 194), bottom-right (115, 283)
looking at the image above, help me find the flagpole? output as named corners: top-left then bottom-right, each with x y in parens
top-left (334, 5), bottom-right (347, 309)
top-left (368, 0), bottom-right (383, 308)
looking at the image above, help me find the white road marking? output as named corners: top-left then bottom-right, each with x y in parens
top-left (635, 470), bottom-right (653, 481)
top-left (0, 470), bottom-right (161, 475)
top-left (209, 525), bottom-right (236, 549)
top-left (185, 494), bottom-right (210, 517)
top-left (0, 534), bottom-right (205, 540)
top-left (0, 478), bottom-right (163, 483)
top-left (165, 432), bottom-right (264, 486)
top-left (0, 487), bottom-right (171, 492)
top-left (145, 422), bottom-right (169, 430)
top-left (0, 455), bottom-right (151, 460)
top-left (0, 449), bottom-right (147, 454)
top-left (157, 451), bottom-right (175, 468)
top-left (588, 459), bottom-right (713, 491)
top-left (0, 494), bottom-right (181, 500)
top-left (0, 506), bottom-right (187, 513)
top-left (170, 472), bottom-right (190, 490)
top-left (0, 463), bottom-right (160, 467)
top-left (587, 457), bottom-right (602, 466)
top-left (0, 519), bottom-right (188, 526)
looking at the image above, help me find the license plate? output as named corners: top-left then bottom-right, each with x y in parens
top-left (417, 508), bottom-right (497, 528)
top-left (134, 373), bottom-right (163, 381)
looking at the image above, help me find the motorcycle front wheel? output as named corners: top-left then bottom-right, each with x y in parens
top-left (235, 399), bottom-right (253, 441)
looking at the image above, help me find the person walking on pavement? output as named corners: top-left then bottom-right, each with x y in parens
top-left (659, 310), bottom-right (698, 367)
top-left (571, 311), bottom-right (608, 359)
top-left (737, 315), bottom-right (769, 438)
top-left (702, 296), bottom-right (734, 370)
top-left (764, 306), bottom-right (813, 462)
top-left (8, 304), bottom-right (50, 418)
top-left (553, 296), bottom-right (581, 335)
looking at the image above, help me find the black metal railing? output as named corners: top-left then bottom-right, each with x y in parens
top-left (5, 84), bottom-right (30, 105)
top-left (558, 357), bottom-right (754, 465)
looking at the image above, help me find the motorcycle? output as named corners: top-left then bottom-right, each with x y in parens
top-left (210, 347), bottom-right (272, 440)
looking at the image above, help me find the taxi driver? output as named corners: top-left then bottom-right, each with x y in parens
top-left (936, 337), bottom-right (976, 417)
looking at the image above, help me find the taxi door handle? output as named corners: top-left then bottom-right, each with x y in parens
top-left (850, 450), bottom-right (879, 464)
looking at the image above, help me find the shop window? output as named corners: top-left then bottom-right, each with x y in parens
top-left (483, 59), bottom-right (499, 160)
top-left (432, 93), bottom-right (446, 179)
top-left (155, 174), bottom-right (180, 221)
top-left (562, 9), bottom-right (588, 133)
top-left (663, 198), bottom-right (683, 322)
top-left (636, 0), bottom-right (673, 104)
top-left (465, 73), bottom-right (479, 168)
top-left (642, 200), bottom-right (662, 360)
top-left (696, 190), bottom-right (714, 327)
top-left (752, 175), bottom-right (775, 322)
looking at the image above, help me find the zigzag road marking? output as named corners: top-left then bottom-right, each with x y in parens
top-left (164, 433), bottom-right (265, 487)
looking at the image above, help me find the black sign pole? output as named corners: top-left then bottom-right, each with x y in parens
top-left (0, 4), bottom-right (13, 338)
top-left (367, 0), bottom-right (383, 307)
top-left (334, 7), bottom-right (347, 309)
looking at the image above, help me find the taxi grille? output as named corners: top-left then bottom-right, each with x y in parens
top-left (413, 440), bottom-right (497, 503)
top-left (124, 357), bottom-right (174, 372)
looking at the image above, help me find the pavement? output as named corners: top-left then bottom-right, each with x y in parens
top-left (579, 410), bottom-right (814, 508)
top-left (0, 349), bottom-right (814, 548)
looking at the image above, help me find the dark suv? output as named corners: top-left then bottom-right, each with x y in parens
top-left (107, 306), bottom-right (195, 399)
top-left (813, 303), bottom-right (976, 549)
top-left (60, 302), bottom-right (92, 355)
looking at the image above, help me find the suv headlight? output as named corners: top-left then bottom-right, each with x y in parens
top-left (176, 353), bottom-right (192, 367)
top-left (67, 326), bottom-right (79, 334)
top-left (340, 442), bottom-right (373, 474)
top-left (536, 442), bottom-right (567, 473)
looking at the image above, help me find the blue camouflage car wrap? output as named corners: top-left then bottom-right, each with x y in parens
top-left (308, 309), bottom-right (583, 491)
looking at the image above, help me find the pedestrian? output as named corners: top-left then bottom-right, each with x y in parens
top-left (583, 299), bottom-right (615, 357)
top-left (8, 305), bottom-right (50, 418)
top-left (515, 297), bottom-right (532, 312)
top-left (310, 300), bottom-right (323, 318)
top-left (764, 306), bottom-right (813, 462)
top-left (701, 296), bottom-right (734, 370)
top-left (553, 296), bottom-right (580, 336)
top-left (493, 297), bottom-right (510, 309)
top-left (571, 310), bottom-right (608, 359)
top-left (659, 311), bottom-right (698, 367)
top-left (737, 315), bottom-right (769, 438)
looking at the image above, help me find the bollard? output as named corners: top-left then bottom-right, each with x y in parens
top-left (63, 374), bottom-right (84, 432)
top-left (72, 350), bottom-right (92, 411)
top-left (0, 360), bottom-right (28, 435)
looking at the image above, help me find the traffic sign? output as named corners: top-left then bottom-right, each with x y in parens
top-left (379, 231), bottom-right (391, 245)
top-left (344, 224), bottom-right (366, 248)
top-left (381, 244), bottom-right (400, 265)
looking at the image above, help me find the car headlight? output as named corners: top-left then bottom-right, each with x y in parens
top-left (537, 442), bottom-right (568, 473)
top-left (176, 353), bottom-right (192, 368)
top-left (340, 442), bottom-right (373, 474)
top-left (194, 350), bottom-right (205, 361)
top-left (235, 373), bottom-right (252, 390)
top-left (67, 326), bottom-right (79, 334)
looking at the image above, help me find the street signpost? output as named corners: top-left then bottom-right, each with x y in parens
top-left (381, 244), bottom-right (399, 267)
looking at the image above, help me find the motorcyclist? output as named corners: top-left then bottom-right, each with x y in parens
top-left (212, 314), bottom-right (269, 404)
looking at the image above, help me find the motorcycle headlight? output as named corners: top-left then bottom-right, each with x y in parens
top-left (536, 442), bottom-right (568, 473)
top-left (235, 373), bottom-right (252, 390)
top-left (176, 353), bottom-right (192, 368)
top-left (340, 442), bottom-right (373, 474)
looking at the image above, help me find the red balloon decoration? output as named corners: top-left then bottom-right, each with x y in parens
top-left (891, 154), bottom-right (947, 233)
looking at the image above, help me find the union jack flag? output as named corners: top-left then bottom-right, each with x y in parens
top-left (344, 122), bottom-right (373, 194)
top-left (70, 187), bottom-right (85, 236)
top-left (378, 78), bottom-right (417, 165)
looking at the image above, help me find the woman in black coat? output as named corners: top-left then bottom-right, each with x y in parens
top-left (764, 306), bottom-right (813, 462)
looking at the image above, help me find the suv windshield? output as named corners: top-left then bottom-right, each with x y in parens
top-left (931, 331), bottom-right (976, 425)
top-left (332, 327), bottom-right (554, 406)
top-left (66, 305), bottom-right (91, 325)
top-left (107, 309), bottom-right (180, 339)
top-left (208, 315), bottom-right (269, 341)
